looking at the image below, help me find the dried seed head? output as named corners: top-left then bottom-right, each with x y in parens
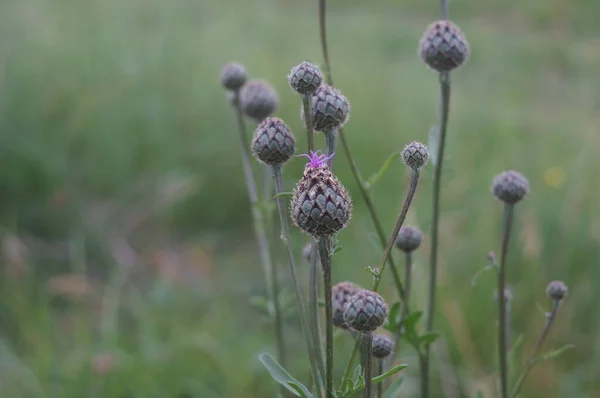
top-left (239, 80), bottom-right (279, 122)
top-left (302, 85), bottom-right (350, 133)
top-left (419, 20), bottom-right (469, 72)
top-left (395, 225), bottom-right (423, 252)
top-left (220, 63), bottom-right (248, 91)
top-left (332, 281), bottom-right (361, 329)
top-left (289, 61), bottom-right (323, 95)
top-left (491, 170), bottom-right (529, 204)
top-left (251, 117), bottom-right (296, 165)
top-left (401, 141), bottom-right (429, 170)
top-left (291, 151), bottom-right (352, 237)
top-left (546, 280), bottom-right (568, 301)
top-left (372, 334), bottom-right (394, 359)
top-left (343, 289), bottom-right (389, 332)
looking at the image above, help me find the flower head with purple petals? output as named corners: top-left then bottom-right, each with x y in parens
top-left (298, 150), bottom-right (335, 168)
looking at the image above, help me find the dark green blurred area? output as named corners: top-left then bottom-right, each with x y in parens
top-left (0, 0), bottom-right (599, 397)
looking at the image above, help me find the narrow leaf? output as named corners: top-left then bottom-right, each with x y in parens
top-left (534, 344), bottom-right (574, 363)
top-left (366, 152), bottom-right (401, 188)
top-left (372, 364), bottom-right (408, 384)
top-left (403, 310), bottom-right (423, 330)
top-left (427, 126), bottom-right (440, 167)
top-left (259, 353), bottom-right (312, 397)
top-left (419, 332), bottom-right (440, 348)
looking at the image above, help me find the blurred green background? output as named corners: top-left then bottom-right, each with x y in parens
top-left (0, 0), bottom-right (599, 397)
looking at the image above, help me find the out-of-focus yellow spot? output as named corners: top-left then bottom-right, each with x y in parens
top-left (544, 167), bottom-right (566, 188)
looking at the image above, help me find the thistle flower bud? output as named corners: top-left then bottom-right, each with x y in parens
top-left (491, 170), bottom-right (529, 204)
top-left (289, 61), bottom-right (323, 95)
top-left (372, 334), bottom-right (394, 359)
top-left (332, 281), bottom-right (361, 329)
top-left (395, 225), bottom-right (423, 252)
top-left (291, 151), bottom-right (352, 237)
top-left (343, 289), bottom-right (389, 332)
top-left (401, 141), bottom-right (429, 170)
top-left (220, 63), bottom-right (248, 91)
top-left (302, 85), bottom-right (350, 133)
top-left (251, 117), bottom-right (296, 165)
top-left (546, 280), bottom-right (568, 301)
top-left (419, 20), bottom-right (469, 72)
top-left (239, 80), bottom-right (279, 122)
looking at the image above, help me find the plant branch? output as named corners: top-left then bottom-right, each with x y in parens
top-left (376, 359), bottom-right (384, 398)
top-left (318, 236), bottom-right (335, 398)
top-left (310, 240), bottom-right (327, 389)
top-left (361, 332), bottom-right (374, 398)
top-left (498, 203), bottom-right (515, 398)
top-left (325, 130), bottom-right (337, 170)
top-left (303, 94), bottom-right (315, 152)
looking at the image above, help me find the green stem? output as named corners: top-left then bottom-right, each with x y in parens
top-left (273, 165), bottom-right (324, 395)
top-left (325, 130), bottom-right (337, 170)
top-left (376, 359), bottom-right (384, 398)
top-left (361, 332), bottom-right (373, 398)
top-left (423, 71), bottom-right (451, 398)
top-left (310, 240), bottom-right (327, 389)
top-left (372, 169), bottom-right (420, 292)
top-left (395, 251), bottom-right (413, 351)
top-left (340, 334), bottom-right (361, 389)
top-left (498, 204), bottom-right (515, 398)
top-left (303, 94), bottom-right (315, 152)
top-left (318, 236), bottom-right (334, 398)
top-left (318, 0), bottom-right (333, 85)
top-left (231, 93), bottom-right (286, 370)
top-left (510, 300), bottom-right (560, 398)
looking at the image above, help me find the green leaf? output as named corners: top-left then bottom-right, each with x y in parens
top-left (352, 364), bottom-right (363, 385)
top-left (259, 353), bottom-right (312, 397)
top-left (427, 126), bottom-right (439, 167)
top-left (403, 310), bottom-right (423, 330)
top-left (372, 364), bottom-right (408, 384)
top-left (534, 344), bottom-right (575, 364)
top-left (384, 301), bottom-right (402, 333)
top-left (366, 152), bottom-right (401, 189)
top-left (383, 375), bottom-right (405, 398)
top-left (419, 332), bottom-right (440, 348)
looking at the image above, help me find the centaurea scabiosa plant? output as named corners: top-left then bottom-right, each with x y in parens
top-left (418, 4), bottom-right (470, 395)
top-left (372, 334), bottom-right (394, 398)
top-left (220, 63), bottom-right (287, 370)
top-left (291, 150), bottom-right (352, 398)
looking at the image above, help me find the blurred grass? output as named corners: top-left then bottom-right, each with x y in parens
top-left (0, 0), bottom-right (599, 397)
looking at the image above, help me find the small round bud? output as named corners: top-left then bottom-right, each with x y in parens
top-left (372, 334), bottom-right (394, 359)
top-left (251, 117), bottom-right (296, 165)
top-left (289, 61), bottom-right (323, 95)
top-left (401, 141), bottom-right (429, 170)
top-left (419, 20), bottom-right (469, 72)
top-left (343, 290), bottom-right (389, 332)
top-left (332, 281), bottom-right (361, 329)
top-left (239, 80), bottom-right (279, 122)
top-left (395, 225), bottom-right (423, 252)
top-left (291, 151), bottom-right (352, 237)
top-left (302, 85), bottom-right (350, 133)
top-left (546, 280), bottom-right (567, 301)
top-left (491, 170), bottom-right (529, 204)
top-left (220, 63), bottom-right (248, 91)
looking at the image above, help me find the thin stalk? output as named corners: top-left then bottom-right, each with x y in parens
top-left (318, 0), bottom-right (405, 299)
top-left (303, 94), bottom-right (315, 152)
top-left (510, 300), bottom-right (560, 398)
top-left (423, 71), bottom-right (451, 398)
top-left (325, 130), bottom-right (337, 170)
top-left (498, 204), bottom-right (515, 398)
top-left (231, 93), bottom-right (286, 369)
top-left (310, 240), bottom-right (327, 388)
top-left (441, 0), bottom-right (448, 19)
top-left (372, 169), bottom-right (420, 292)
top-left (395, 251), bottom-right (413, 351)
top-left (318, 236), bottom-right (334, 398)
top-left (340, 334), bottom-right (361, 388)
top-left (273, 165), bottom-right (324, 395)
top-left (376, 359), bottom-right (384, 398)
top-left (361, 332), bottom-right (374, 398)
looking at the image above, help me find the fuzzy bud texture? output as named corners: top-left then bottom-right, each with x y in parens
top-left (239, 80), bottom-right (279, 122)
top-left (402, 141), bottom-right (429, 170)
top-left (332, 281), bottom-right (361, 329)
top-left (343, 290), bottom-right (389, 332)
top-left (372, 334), bottom-right (394, 359)
top-left (220, 63), bottom-right (248, 91)
top-left (546, 280), bottom-right (568, 301)
top-left (291, 151), bottom-right (352, 237)
top-left (491, 170), bottom-right (529, 204)
top-left (395, 225), bottom-right (423, 252)
top-left (289, 61), bottom-right (323, 95)
top-left (419, 20), bottom-right (469, 72)
top-left (251, 117), bottom-right (296, 165)
top-left (303, 85), bottom-right (350, 133)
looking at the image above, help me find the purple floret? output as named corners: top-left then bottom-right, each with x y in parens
top-left (298, 150), bottom-right (334, 168)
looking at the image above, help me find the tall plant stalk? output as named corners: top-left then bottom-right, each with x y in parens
top-left (272, 164), bottom-right (324, 394)
top-left (395, 251), bottom-right (413, 350)
top-left (230, 92), bottom-right (286, 369)
top-left (498, 204), bottom-right (515, 398)
top-left (317, 236), bottom-right (335, 398)
top-left (361, 332), bottom-right (374, 398)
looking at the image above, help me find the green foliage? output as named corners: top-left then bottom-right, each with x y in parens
top-left (259, 353), bottom-right (313, 397)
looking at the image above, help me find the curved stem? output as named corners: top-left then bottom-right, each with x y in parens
top-left (498, 204), bottom-right (515, 398)
top-left (325, 130), bottom-right (337, 171)
top-left (361, 332), bottom-right (373, 398)
top-left (423, 71), bottom-right (451, 398)
top-left (303, 94), bottom-right (315, 152)
top-left (231, 93), bottom-right (286, 369)
top-left (510, 301), bottom-right (560, 398)
top-left (310, 240), bottom-right (327, 388)
top-left (372, 169), bottom-right (420, 292)
top-left (318, 236), bottom-right (334, 398)
top-left (273, 165), bottom-right (324, 395)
